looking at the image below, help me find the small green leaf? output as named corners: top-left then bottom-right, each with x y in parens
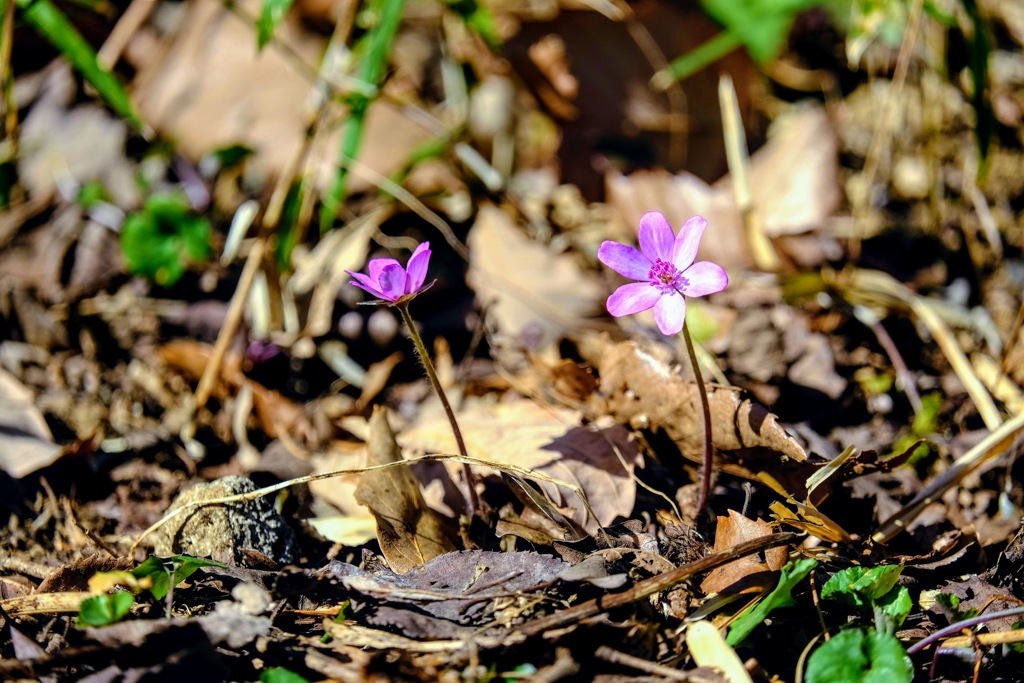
top-left (726, 557), bottom-right (818, 646)
top-left (822, 565), bottom-right (903, 607)
top-left (131, 554), bottom-right (227, 601)
top-left (76, 592), bottom-right (135, 627)
top-left (805, 628), bottom-right (912, 683)
top-left (120, 191), bottom-right (211, 286)
top-left (935, 592), bottom-right (978, 620)
top-left (169, 554), bottom-right (227, 587)
top-left (875, 585), bottom-right (912, 630)
top-left (256, 0), bottom-right (295, 50)
top-left (261, 667), bottom-right (312, 683)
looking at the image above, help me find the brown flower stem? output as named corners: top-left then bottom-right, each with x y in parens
top-left (395, 301), bottom-right (479, 519)
top-left (682, 321), bottom-right (714, 517)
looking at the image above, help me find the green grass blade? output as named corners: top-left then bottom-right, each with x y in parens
top-left (257, 0), bottom-right (295, 50)
top-left (651, 31), bottom-right (741, 89)
top-left (16, 0), bottom-right (142, 131)
top-left (319, 0), bottom-right (407, 232)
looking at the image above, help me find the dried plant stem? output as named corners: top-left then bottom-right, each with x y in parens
top-left (396, 301), bottom-right (479, 518)
top-left (682, 322), bottom-right (714, 516)
top-left (515, 532), bottom-right (799, 639)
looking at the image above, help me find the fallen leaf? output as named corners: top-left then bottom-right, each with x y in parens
top-left (129, 0), bottom-right (431, 196)
top-left (324, 549), bottom-right (568, 637)
top-left (700, 511), bottom-right (787, 596)
top-left (400, 397), bottom-right (641, 533)
top-left (589, 340), bottom-right (811, 494)
top-left (0, 368), bottom-right (63, 478)
top-left (18, 67), bottom-right (136, 205)
top-left (355, 407), bottom-right (457, 573)
top-left (467, 203), bottom-right (604, 349)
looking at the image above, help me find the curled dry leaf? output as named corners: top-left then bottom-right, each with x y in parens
top-left (590, 340), bottom-right (811, 494)
top-left (700, 511), bottom-right (788, 596)
top-left (355, 407), bottom-right (457, 573)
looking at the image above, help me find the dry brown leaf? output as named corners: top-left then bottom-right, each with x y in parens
top-left (0, 368), bottom-right (63, 478)
top-left (400, 398), bottom-right (640, 533)
top-left (700, 511), bottom-right (787, 596)
top-left (18, 67), bottom-right (136, 205)
top-left (129, 0), bottom-right (431, 196)
top-left (606, 106), bottom-right (840, 271)
top-left (467, 204), bottom-right (604, 348)
top-left (590, 340), bottom-right (810, 493)
top-left (355, 407), bottom-right (457, 573)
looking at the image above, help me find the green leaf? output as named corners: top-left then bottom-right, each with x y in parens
top-left (935, 592), bottom-right (978, 620)
top-left (821, 565), bottom-right (903, 608)
top-left (320, 0), bottom-right (408, 231)
top-left (120, 191), bottom-right (212, 286)
top-left (702, 0), bottom-right (822, 64)
top-left (131, 556), bottom-right (172, 601)
top-left (726, 557), bottom-right (818, 646)
top-left (169, 554), bottom-right (227, 587)
top-left (261, 667), bottom-right (312, 683)
top-left (805, 628), bottom-right (912, 683)
top-left (76, 592), bottom-right (135, 627)
top-left (256, 0), bottom-right (295, 50)
top-left (875, 585), bottom-right (912, 631)
top-left (131, 554), bottom-right (227, 601)
top-left (443, 0), bottom-right (501, 49)
top-left (16, 0), bottom-right (142, 130)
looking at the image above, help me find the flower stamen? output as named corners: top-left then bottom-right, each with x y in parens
top-left (648, 258), bottom-right (689, 293)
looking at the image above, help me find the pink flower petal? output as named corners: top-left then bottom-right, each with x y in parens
top-left (606, 282), bottom-right (661, 317)
top-left (368, 258), bottom-right (401, 283)
top-left (598, 241), bottom-right (651, 280)
top-left (653, 293), bottom-right (686, 335)
top-left (348, 270), bottom-right (387, 299)
top-left (348, 276), bottom-right (387, 299)
top-left (671, 215), bottom-right (707, 270)
top-left (680, 261), bottom-right (728, 298)
top-left (638, 212), bottom-right (675, 261)
top-left (377, 263), bottom-right (407, 301)
top-left (405, 242), bottom-right (431, 294)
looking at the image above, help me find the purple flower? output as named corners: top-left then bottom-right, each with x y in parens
top-left (598, 212), bottom-right (728, 335)
top-left (347, 242), bottom-right (432, 302)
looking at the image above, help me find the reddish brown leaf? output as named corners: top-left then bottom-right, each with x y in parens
top-left (700, 511), bottom-right (787, 596)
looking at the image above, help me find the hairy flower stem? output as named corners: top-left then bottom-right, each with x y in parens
top-left (682, 322), bottom-right (713, 516)
top-left (396, 301), bottom-right (479, 519)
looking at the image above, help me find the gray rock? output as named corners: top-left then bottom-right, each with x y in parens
top-left (153, 475), bottom-right (296, 566)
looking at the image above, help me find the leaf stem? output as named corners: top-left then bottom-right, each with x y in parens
top-left (682, 321), bottom-right (714, 517)
top-left (395, 300), bottom-right (479, 518)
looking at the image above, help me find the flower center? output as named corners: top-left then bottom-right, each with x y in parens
top-left (648, 258), bottom-right (689, 293)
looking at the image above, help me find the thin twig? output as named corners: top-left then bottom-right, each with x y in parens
top-left (595, 646), bottom-right (706, 682)
top-left (513, 532), bottom-right (799, 639)
top-left (194, 238), bottom-right (266, 409)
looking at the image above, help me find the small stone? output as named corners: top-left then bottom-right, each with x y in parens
top-left (153, 475), bottom-right (296, 567)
